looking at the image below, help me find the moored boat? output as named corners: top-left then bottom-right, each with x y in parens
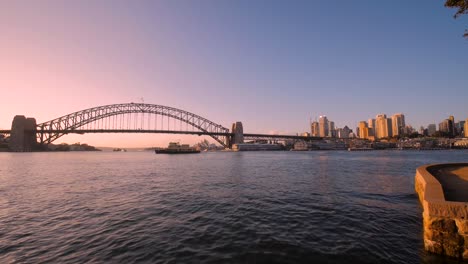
top-left (155, 142), bottom-right (200, 154)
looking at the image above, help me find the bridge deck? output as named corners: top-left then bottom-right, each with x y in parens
top-left (1, 129), bottom-right (322, 141)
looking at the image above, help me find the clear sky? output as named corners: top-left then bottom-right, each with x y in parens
top-left (1, 1), bottom-right (467, 147)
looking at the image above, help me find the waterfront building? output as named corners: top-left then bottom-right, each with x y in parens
top-left (454, 138), bottom-right (468, 147)
top-left (419, 126), bottom-right (426, 136)
top-left (232, 143), bottom-right (282, 151)
top-left (439, 118), bottom-right (454, 136)
top-left (328, 121), bottom-right (335, 137)
top-left (465, 119), bottom-right (468, 138)
top-left (368, 118), bottom-right (376, 137)
top-left (391, 113), bottom-right (405, 137)
top-left (358, 121), bottom-right (369, 139)
top-left (427, 124), bottom-right (436, 136)
top-left (375, 114), bottom-right (392, 139)
top-left (335, 128), bottom-right (343, 138)
top-left (336, 126), bottom-right (351, 139)
top-left (449, 115), bottom-right (454, 123)
top-left (319, 116), bottom-right (329, 137)
top-left (311, 121), bottom-right (319, 137)
top-left (455, 120), bottom-right (465, 136)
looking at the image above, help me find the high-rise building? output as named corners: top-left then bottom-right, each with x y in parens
top-left (427, 124), bottom-right (436, 136)
top-left (311, 121), bottom-right (319, 137)
top-left (391, 113), bottom-right (405, 137)
top-left (439, 118), bottom-right (454, 136)
top-left (368, 118), bottom-right (376, 137)
top-left (455, 121), bottom-right (465, 136)
top-left (465, 119), bottom-right (468, 138)
top-left (337, 126), bottom-right (351, 139)
top-left (449, 115), bottom-right (454, 123)
top-left (387, 118), bottom-right (393, 137)
top-left (319, 116), bottom-right (329, 137)
top-left (358, 121), bottom-right (369, 139)
top-left (328, 121), bottom-right (335, 137)
top-left (375, 114), bottom-right (392, 139)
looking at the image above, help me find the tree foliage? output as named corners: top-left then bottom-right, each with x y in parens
top-left (445, 0), bottom-right (468, 37)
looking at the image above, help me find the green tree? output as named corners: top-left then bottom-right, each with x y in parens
top-left (445, 0), bottom-right (468, 37)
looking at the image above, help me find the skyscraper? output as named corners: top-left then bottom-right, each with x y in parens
top-left (319, 116), bottom-right (329, 137)
top-left (465, 119), bottom-right (468, 138)
top-left (358, 121), bottom-right (369, 139)
top-left (341, 126), bottom-right (351, 139)
top-left (328, 121), bottom-right (335, 137)
top-left (455, 120), bottom-right (465, 136)
top-left (375, 114), bottom-right (391, 139)
top-left (368, 118), bottom-right (376, 137)
top-left (439, 119), bottom-right (454, 136)
top-left (311, 121), bottom-right (319, 137)
top-left (336, 126), bottom-right (351, 139)
top-left (427, 124), bottom-right (436, 136)
top-left (439, 118), bottom-right (454, 136)
top-left (391, 113), bottom-right (405, 137)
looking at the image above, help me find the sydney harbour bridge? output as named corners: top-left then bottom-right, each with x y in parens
top-left (0, 103), bottom-right (321, 152)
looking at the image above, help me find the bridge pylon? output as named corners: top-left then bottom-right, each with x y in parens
top-left (230, 122), bottom-right (244, 148)
top-left (9, 115), bottom-right (37, 152)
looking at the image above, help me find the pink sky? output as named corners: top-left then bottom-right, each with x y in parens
top-left (0, 2), bottom-right (249, 147)
top-left (2, 2), bottom-right (467, 148)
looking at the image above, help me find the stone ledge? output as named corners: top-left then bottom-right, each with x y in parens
top-left (415, 163), bottom-right (468, 261)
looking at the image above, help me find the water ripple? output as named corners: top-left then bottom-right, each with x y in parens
top-left (1, 150), bottom-right (468, 263)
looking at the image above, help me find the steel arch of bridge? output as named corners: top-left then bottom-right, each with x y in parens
top-left (37, 103), bottom-right (230, 147)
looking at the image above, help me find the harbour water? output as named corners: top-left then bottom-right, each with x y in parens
top-left (0, 150), bottom-right (467, 263)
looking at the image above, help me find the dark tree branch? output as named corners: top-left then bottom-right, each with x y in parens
top-left (445, 0), bottom-right (468, 38)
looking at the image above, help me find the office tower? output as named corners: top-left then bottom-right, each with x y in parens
top-left (465, 119), bottom-right (468, 138)
top-left (328, 121), bottom-right (335, 137)
top-left (455, 120), bottom-right (465, 136)
top-left (439, 118), bottom-right (454, 136)
top-left (427, 124), bottom-right (436, 136)
top-left (338, 126), bottom-right (351, 139)
top-left (358, 121), bottom-right (369, 139)
top-left (311, 121), bottom-right (319, 137)
top-left (375, 114), bottom-right (391, 139)
top-left (368, 118), bottom-right (376, 137)
top-left (391, 113), bottom-right (405, 136)
top-left (319, 116), bottom-right (329, 137)
top-left (387, 118), bottom-right (393, 137)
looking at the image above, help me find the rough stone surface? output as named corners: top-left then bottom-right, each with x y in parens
top-left (416, 164), bottom-right (468, 261)
top-left (8, 115), bottom-right (37, 152)
top-left (231, 122), bottom-right (244, 145)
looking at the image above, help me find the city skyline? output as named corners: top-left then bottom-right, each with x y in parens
top-left (1, 1), bottom-right (467, 147)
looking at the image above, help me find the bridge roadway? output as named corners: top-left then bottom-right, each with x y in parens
top-left (5, 103), bottom-right (324, 150)
top-left (0, 129), bottom-right (322, 141)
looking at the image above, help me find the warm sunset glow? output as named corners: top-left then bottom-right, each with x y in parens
top-left (1, 1), bottom-right (467, 147)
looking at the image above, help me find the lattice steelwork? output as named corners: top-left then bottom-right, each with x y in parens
top-left (243, 134), bottom-right (321, 141)
top-left (37, 103), bottom-right (230, 147)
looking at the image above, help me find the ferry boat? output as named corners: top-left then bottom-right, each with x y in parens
top-left (155, 142), bottom-right (200, 154)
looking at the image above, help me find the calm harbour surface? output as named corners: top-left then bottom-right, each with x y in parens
top-left (1, 150), bottom-right (467, 264)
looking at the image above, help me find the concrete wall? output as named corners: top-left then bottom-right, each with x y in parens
top-left (8, 115), bottom-right (37, 152)
top-left (415, 164), bottom-right (468, 260)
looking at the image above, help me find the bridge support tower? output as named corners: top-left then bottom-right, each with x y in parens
top-left (9, 115), bottom-right (37, 152)
top-left (230, 121), bottom-right (244, 148)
